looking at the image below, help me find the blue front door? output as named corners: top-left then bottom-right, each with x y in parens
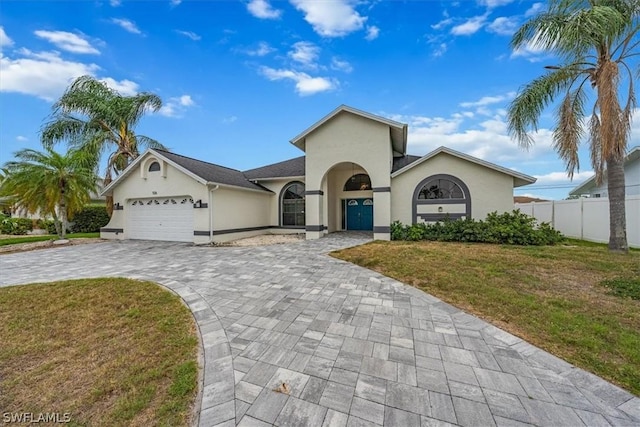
top-left (346, 198), bottom-right (373, 231)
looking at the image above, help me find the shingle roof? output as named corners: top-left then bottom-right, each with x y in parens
top-left (155, 150), bottom-right (271, 192)
top-left (392, 155), bottom-right (421, 173)
top-left (244, 156), bottom-right (306, 179)
top-left (243, 155), bottom-right (418, 179)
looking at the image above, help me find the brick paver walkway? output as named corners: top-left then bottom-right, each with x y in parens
top-left (1, 233), bottom-right (638, 426)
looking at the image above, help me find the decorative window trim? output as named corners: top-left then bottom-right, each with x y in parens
top-left (412, 174), bottom-right (471, 224)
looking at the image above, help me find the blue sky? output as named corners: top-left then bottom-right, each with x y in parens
top-left (1, 0), bottom-right (638, 199)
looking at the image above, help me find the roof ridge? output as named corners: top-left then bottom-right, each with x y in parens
top-left (154, 149), bottom-right (244, 174)
top-left (243, 155), bottom-right (306, 172)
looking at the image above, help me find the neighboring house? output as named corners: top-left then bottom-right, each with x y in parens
top-left (569, 146), bottom-right (640, 198)
top-left (100, 105), bottom-right (536, 243)
top-left (514, 196), bottom-right (549, 204)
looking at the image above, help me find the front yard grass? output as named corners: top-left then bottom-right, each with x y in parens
top-left (0, 232), bottom-right (100, 246)
top-left (0, 278), bottom-right (199, 425)
top-left (331, 240), bottom-right (640, 395)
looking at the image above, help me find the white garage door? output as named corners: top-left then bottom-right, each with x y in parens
top-left (127, 197), bottom-right (194, 242)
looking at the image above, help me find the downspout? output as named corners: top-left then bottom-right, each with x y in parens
top-left (208, 184), bottom-right (220, 244)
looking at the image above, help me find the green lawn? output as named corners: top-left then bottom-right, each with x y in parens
top-left (0, 232), bottom-right (100, 246)
top-left (332, 240), bottom-right (640, 395)
top-left (0, 278), bottom-right (199, 425)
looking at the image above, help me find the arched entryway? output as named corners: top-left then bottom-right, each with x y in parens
top-left (314, 162), bottom-right (376, 233)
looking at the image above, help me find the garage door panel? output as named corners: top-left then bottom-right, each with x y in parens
top-left (127, 197), bottom-right (194, 242)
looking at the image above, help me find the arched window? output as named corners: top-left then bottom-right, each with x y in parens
top-left (344, 174), bottom-right (371, 191)
top-left (417, 178), bottom-right (464, 199)
top-left (281, 182), bottom-right (305, 227)
top-left (412, 174), bottom-right (471, 223)
top-left (148, 161), bottom-right (161, 172)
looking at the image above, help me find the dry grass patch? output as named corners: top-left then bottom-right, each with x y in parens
top-left (332, 240), bottom-right (640, 395)
top-left (0, 278), bottom-right (198, 426)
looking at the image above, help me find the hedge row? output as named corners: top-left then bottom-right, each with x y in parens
top-left (0, 206), bottom-right (109, 235)
top-left (391, 210), bottom-right (564, 246)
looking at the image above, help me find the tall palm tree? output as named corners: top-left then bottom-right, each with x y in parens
top-left (508, 0), bottom-right (638, 252)
top-left (41, 75), bottom-right (166, 215)
top-left (0, 148), bottom-right (98, 239)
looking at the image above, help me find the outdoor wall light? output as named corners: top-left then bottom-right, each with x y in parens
top-left (438, 206), bottom-right (443, 212)
top-left (194, 199), bottom-right (203, 208)
top-left (152, 191), bottom-right (158, 195)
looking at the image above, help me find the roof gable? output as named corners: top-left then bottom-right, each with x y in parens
top-left (569, 146), bottom-right (640, 195)
top-left (290, 105), bottom-right (408, 155)
top-left (391, 146), bottom-right (536, 187)
top-left (102, 149), bottom-right (272, 195)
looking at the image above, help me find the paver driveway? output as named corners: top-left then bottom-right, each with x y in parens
top-left (1, 233), bottom-right (639, 427)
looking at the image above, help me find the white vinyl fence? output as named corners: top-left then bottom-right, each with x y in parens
top-left (516, 195), bottom-right (640, 248)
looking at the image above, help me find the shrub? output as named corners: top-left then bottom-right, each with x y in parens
top-left (0, 214), bottom-right (34, 235)
top-left (390, 210), bottom-right (564, 246)
top-left (70, 206), bottom-right (109, 233)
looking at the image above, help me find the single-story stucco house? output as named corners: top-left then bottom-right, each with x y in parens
top-left (100, 105), bottom-right (536, 243)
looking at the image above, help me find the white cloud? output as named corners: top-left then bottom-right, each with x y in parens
top-left (111, 18), bottom-right (142, 34)
top-left (178, 94), bottom-right (193, 106)
top-left (486, 17), bottom-right (519, 36)
top-left (534, 170), bottom-right (594, 185)
top-left (34, 30), bottom-right (100, 54)
top-left (387, 109), bottom-right (554, 163)
top-left (222, 115), bottom-right (237, 124)
top-left (451, 14), bottom-right (488, 36)
top-left (16, 135), bottom-right (28, 142)
top-left (0, 49), bottom-right (100, 100)
top-left (260, 66), bottom-right (335, 96)
top-left (432, 43), bottom-right (448, 57)
top-left (331, 57), bottom-right (353, 73)
top-left (288, 41), bottom-right (319, 68)
top-left (460, 91), bottom-right (516, 108)
top-left (0, 48), bottom-right (140, 101)
top-left (158, 94), bottom-right (195, 118)
top-left (365, 25), bottom-right (379, 41)
top-left (431, 18), bottom-right (453, 30)
top-left (109, 0), bottom-right (121, 6)
top-left (290, 0), bottom-right (366, 37)
top-left (525, 2), bottom-right (544, 17)
top-left (100, 77), bottom-right (139, 95)
top-left (511, 39), bottom-right (548, 62)
top-left (479, 0), bottom-right (515, 8)
top-left (247, 0), bottom-right (282, 19)
top-left (0, 27), bottom-right (14, 47)
top-left (175, 30), bottom-right (201, 41)
top-left (171, 0), bottom-right (182, 5)
top-left (246, 41), bottom-right (275, 56)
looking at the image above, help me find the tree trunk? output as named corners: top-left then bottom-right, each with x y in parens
top-left (606, 155), bottom-right (628, 252)
top-left (104, 174), bottom-right (114, 217)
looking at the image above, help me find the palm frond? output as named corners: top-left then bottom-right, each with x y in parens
top-left (508, 67), bottom-right (580, 148)
top-left (554, 89), bottom-right (587, 177)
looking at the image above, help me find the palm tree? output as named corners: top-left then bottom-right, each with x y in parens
top-left (41, 75), bottom-right (166, 215)
top-left (508, 0), bottom-right (638, 252)
top-left (0, 148), bottom-right (98, 239)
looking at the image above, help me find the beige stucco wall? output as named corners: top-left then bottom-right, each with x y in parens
top-left (391, 152), bottom-right (515, 224)
top-left (304, 111), bottom-right (393, 239)
top-left (210, 186), bottom-right (272, 242)
top-left (101, 156), bottom-right (209, 241)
